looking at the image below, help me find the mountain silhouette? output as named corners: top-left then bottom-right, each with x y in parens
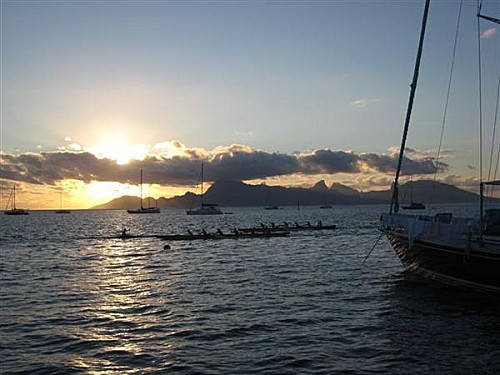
top-left (91, 179), bottom-right (487, 210)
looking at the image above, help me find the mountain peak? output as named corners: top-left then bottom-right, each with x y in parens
top-left (330, 182), bottom-right (359, 196)
top-left (312, 180), bottom-right (329, 191)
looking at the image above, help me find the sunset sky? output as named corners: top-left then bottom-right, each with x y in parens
top-left (1, 0), bottom-right (499, 209)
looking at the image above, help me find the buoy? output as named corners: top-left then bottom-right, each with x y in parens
top-left (163, 244), bottom-right (171, 250)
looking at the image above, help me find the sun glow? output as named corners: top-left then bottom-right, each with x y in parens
top-left (82, 181), bottom-right (175, 208)
top-left (88, 139), bottom-right (149, 165)
top-left (84, 181), bottom-right (138, 205)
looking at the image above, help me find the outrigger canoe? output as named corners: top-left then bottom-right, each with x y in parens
top-left (239, 222), bottom-right (336, 233)
top-left (157, 230), bottom-right (289, 241)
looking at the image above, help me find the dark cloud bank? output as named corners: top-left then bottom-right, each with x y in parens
top-left (0, 148), bottom-right (446, 186)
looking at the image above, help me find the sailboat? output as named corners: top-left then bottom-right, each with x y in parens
top-left (401, 180), bottom-right (425, 210)
top-left (186, 162), bottom-right (223, 215)
top-left (4, 185), bottom-right (29, 215)
top-left (263, 192), bottom-right (280, 210)
top-left (380, 0), bottom-right (500, 292)
top-left (127, 169), bottom-right (160, 214)
top-left (55, 191), bottom-right (71, 214)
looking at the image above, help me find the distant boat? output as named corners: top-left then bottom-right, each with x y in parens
top-left (187, 162), bottom-right (223, 215)
top-left (401, 181), bottom-right (425, 210)
top-left (264, 205), bottom-right (280, 210)
top-left (4, 185), bottom-right (29, 215)
top-left (55, 191), bottom-right (71, 214)
top-left (263, 191), bottom-right (280, 210)
top-left (401, 202), bottom-right (426, 210)
top-left (320, 205), bottom-right (332, 209)
top-left (127, 169), bottom-right (160, 214)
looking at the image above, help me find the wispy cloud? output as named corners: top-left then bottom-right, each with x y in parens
top-left (350, 98), bottom-right (383, 108)
top-left (482, 27), bottom-right (497, 39)
top-left (389, 147), bottom-right (455, 160)
top-left (442, 175), bottom-right (479, 192)
top-left (234, 131), bottom-right (254, 139)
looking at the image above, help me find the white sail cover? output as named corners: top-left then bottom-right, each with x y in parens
top-left (381, 213), bottom-right (481, 245)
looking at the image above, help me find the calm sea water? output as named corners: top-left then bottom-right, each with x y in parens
top-left (2, 205), bottom-right (500, 374)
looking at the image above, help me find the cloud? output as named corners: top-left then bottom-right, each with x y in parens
top-left (350, 98), bottom-right (383, 108)
top-left (234, 131), bottom-right (254, 139)
top-left (359, 152), bottom-right (447, 175)
top-left (209, 145), bottom-right (299, 180)
top-left (482, 28), bottom-right (497, 39)
top-left (443, 174), bottom-right (478, 187)
top-left (298, 150), bottom-right (359, 174)
top-left (0, 144), bottom-right (447, 187)
top-left (341, 174), bottom-right (394, 192)
top-left (405, 147), bottom-right (455, 160)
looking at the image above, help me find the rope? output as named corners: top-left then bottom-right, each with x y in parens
top-left (487, 2), bottom-right (500, 198)
top-left (477, 1), bottom-right (484, 185)
top-left (486, 66), bottom-right (500, 197)
top-left (477, 0), bottom-right (485, 227)
top-left (433, 0), bottom-right (463, 185)
top-left (362, 233), bottom-right (384, 264)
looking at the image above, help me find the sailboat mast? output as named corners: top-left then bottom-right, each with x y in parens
top-left (140, 168), bottom-right (144, 209)
top-left (390, 0), bottom-right (431, 214)
top-left (13, 185), bottom-right (16, 210)
top-left (476, 3), bottom-right (500, 237)
top-left (201, 162), bottom-right (204, 206)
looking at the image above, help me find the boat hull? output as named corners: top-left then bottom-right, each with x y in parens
top-left (127, 208), bottom-right (160, 214)
top-left (4, 209), bottom-right (29, 215)
top-left (186, 208), bottom-right (223, 215)
top-left (385, 230), bottom-right (500, 293)
top-left (158, 231), bottom-right (289, 241)
top-left (401, 203), bottom-right (426, 210)
top-left (239, 224), bottom-right (336, 233)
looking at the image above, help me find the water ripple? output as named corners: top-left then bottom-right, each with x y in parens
top-left (2, 206), bottom-right (500, 374)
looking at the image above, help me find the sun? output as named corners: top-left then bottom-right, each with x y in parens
top-left (88, 138), bottom-right (149, 165)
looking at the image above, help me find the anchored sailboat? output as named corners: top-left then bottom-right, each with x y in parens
top-left (127, 169), bottom-right (160, 214)
top-left (187, 162), bottom-right (223, 215)
top-left (4, 185), bottom-right (29, 215)
top-left (55, 191), bottom-right (71, 214)
top-left (380, 0), bottom-right (500, 292)
top-left (401, 180), bottom-right (425, 210)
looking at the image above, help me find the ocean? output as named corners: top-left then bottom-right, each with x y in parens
top-left (2, 205), bottom-right (500, 374)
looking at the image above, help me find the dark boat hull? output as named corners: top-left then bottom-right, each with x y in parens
top-left (385, 230), bottom-right (500, 293)
top-left (158, 231), bottom-right (289, 241)
top-left (239, 224), bottom-right (336, 233)
top-left (127, 208), bottom-right (160, 214)
top-left (401, 203), bottom-right (426, 210)
top-left (5, 210), bottom-right (29, 215)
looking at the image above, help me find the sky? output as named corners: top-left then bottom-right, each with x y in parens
top-left (1, 0), bottom-right (499, 209)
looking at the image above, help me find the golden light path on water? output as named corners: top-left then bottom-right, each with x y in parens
top-left (69, 240), bottom-right (177, 374)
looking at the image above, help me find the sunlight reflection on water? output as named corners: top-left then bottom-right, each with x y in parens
top-left (2, 205), bottom-right (500, 374)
